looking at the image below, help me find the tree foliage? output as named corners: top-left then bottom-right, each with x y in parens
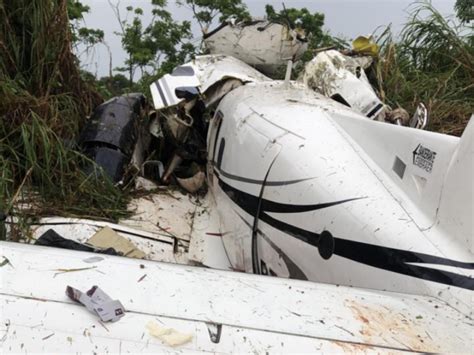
top-left (0, 0), bottom-right (128, 223)
top-left (455, 0), bottom-right (473, 24)
top-left (111, 0), bottom-right (194, 84)
top-left (177, 0), bottom-right (250, 33)
top-left (67, 0), bottom-right (104, 47)
top-left (376, 2), bottom-right (473, 136)
top-left (265, 5), bottom-right (345, 62)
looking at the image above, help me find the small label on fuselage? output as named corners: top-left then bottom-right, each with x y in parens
top-left (413, 144), bottom-right (436, 173)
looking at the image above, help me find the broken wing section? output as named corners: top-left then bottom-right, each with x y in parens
top-left (150, 55), bottom-right (270, 111)
top-left (204, 20), bottom-right (308, 76)
top-left (1, 241), bottom-right (472, 353)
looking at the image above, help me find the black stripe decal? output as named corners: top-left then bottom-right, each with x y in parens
top-left (219, 177), bottom-right (353, 218)
top-left (251, 154), bottom-right (278, 274)
top-left (237, 213), bottom-right (308, 281)
top-left (155, 81), bottom-right (167, 106)
top-left (262, 197), bottom-right (364, 213)
top-left (333, 237), bottom-right (474, 290)
top-left (217, 177), bottom-right (474, 290)
top-left (212, 111), bottom-right (223, 162)
top-left (161, 78), bottom-right (174, 104)
top-left (215, 166), bottom-right (315, 187)
top-left (367, 103), bottom-right (384, 118)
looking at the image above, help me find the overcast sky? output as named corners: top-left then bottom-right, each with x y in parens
top-left (78, 0), bottom-right (457, 78)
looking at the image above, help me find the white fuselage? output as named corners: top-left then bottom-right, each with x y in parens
top-left (206, 81), bottom-right (473, 317)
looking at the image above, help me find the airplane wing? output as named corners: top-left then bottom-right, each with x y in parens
top-left (0, 241), bottom-right (470, 353)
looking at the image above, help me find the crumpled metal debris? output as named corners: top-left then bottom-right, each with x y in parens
top-left (302, 49), bottom-right (385, 120)
top-left (66, 285), bottom-right (125, 322)
top-left (204, 20), bottom-right (308, 76)
top-left (302, 49), bottom-right (429, 129)
top-left (78, 94), bottom-right (146, 183)
top-left (176, 170), bottom-right (206, 193)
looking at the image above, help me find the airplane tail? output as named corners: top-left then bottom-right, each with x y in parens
top-left (436, 117), bottom-right (473, 252)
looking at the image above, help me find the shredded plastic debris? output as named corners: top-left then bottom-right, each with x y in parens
top-left (146, 321), bottom-right (193, 347)
top-left (66, 285), bottom-right (125, 322)
top-left (351, 35), bottom-right (379, 56)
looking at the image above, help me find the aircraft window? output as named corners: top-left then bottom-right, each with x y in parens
top-left (217, 138), bottom-right (225, 169)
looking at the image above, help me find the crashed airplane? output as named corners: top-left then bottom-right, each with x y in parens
top-left (1, 19), bottom-right (472, 353)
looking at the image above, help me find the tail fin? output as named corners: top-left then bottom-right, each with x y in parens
top-left (437, 117), bottom-right (473, 252)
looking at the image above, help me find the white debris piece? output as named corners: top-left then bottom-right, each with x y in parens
top-left (150, 55), bottom-right (269, 111)
top-left (66, 285), bottom-right (125, 322)
top-left (146, 321), bottom-right (193, 347)
top-left (204, 20), bottom-right (308, 76)
top-left (302, 49), bottom-right (385, 120)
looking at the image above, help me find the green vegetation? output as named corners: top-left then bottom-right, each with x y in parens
top-left (111, 0), bottom-right (195, 85)
top-left (375, 2), bottom-right (473, 136)
top-left (176, 0), bottom-right (250, 34)
top-left (265, 4), bottom-right (346, 63)
top-left (0, 0), bottom-right (130, 226)
top-left (455, 0), bottom-right (474, 24)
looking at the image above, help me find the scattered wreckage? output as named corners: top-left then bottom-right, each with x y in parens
top-left (1, 19), bottom-right (473, 353)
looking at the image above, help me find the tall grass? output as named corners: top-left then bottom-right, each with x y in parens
top-left (0, 0), bottom-right (130, 229)
top-left (374, 1), bottom-right (473, 136)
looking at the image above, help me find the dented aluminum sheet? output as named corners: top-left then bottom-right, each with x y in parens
top-left (0, 241), bottom-right (471, 353)
top-left (150, 55), bottom-right (270, 110)
top-left (303, 50), bottom-right (385, 119)
top-left (204, 21), bottom-right (308, 76)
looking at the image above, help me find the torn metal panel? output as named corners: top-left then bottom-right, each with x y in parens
top-left (204, 21), bottom-right (308, 76)
top-left (150, 66), bottom-right (200, 110)
top-left (202, 78), bottom-right (243, 107)
top-left (192, 55), bottom-right (270, 93)
top-left (302, 50), bottom-right (385, 120)
top-left (150, 55), bottom-right (270, 111)
top-left (78, 94), bottom-right (146, 182)
top-left (79, 94), bottom-right (145, 155)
